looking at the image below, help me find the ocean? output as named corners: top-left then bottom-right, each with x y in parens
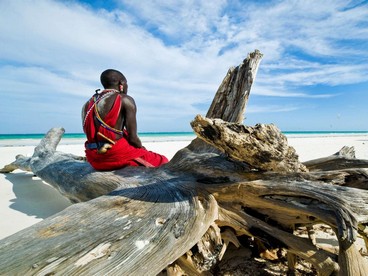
top-left (0, 132), bottom-right (197, 147)
top-left (0, 131), bottom-right (367, 147)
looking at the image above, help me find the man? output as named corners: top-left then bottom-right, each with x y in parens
top-left (82, 69), bottom-right (168, 170)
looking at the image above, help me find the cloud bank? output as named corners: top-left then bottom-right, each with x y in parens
top-left (0, 0), bottom-right (367, 133)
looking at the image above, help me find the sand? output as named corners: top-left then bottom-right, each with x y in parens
top-left (1, 135), bottom-right (367, 240)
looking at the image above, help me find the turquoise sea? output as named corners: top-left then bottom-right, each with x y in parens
top-left (0, 132), bottom-right (196, 147)
top-left (0, 132), bottom-right (196, 141)
top-left (0, 131), bottom-right (367, 147)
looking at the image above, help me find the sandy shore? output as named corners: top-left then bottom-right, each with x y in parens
top-left (1, 134), bottom-right (367, 240)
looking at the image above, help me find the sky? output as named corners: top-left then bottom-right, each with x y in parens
top-left (0, 0), bottom-right (367, 134)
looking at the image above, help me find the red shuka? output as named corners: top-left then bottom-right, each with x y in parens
top-left (83, 92), bottom-right (168, 170)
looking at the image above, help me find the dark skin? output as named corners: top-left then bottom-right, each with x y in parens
top-left (82, 71), bottom-right (143, 148)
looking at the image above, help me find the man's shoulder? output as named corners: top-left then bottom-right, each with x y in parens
top-left (121, 94), bottom-right (135, 103)
top-left (82, 98), bottom-right (91, 110)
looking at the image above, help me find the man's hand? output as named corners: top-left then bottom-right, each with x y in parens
top-left (97, 143), bottom-right (112, 154)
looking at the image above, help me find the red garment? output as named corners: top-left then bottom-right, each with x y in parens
top-left (83, 91), bottom-right (122, 143)
top-left (85, 138), bottom-right (168, 171)
top-left (83, 92), bottom-right (168, 170)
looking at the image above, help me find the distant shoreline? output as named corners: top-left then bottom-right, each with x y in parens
top-left (0, 132), bottom-right (197, 147)
top-left (0, 132), bottom-right (196, 140)
top-left (1, 131), bottom-right (368, 147)
top-left (1, 130), bottom-right (367, 139)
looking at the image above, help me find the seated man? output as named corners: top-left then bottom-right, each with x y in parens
top-left (82, 69), bottom-right (168, 170)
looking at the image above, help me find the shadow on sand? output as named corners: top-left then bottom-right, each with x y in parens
top-left (3, 171), bottom-right (71, 219)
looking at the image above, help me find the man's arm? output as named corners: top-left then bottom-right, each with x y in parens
top-left (121, 95), bottom-right (143, 148)
top-left (81, 101), bottom-right (89, 129)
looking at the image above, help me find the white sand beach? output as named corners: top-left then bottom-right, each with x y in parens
top-left (1, 134), bottom-right (367, 240)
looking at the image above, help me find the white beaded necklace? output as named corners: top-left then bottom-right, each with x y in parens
top-left (83, 89), bottom-right (119, 127)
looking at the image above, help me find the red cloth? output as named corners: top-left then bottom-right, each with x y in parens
top-left (83, 92), bottom-right (168, 170)
top-left (83, 92), bottom-right (122, 143)
top-left (85, 138), bottom-right (168, 171)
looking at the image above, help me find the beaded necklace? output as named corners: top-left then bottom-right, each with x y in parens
top-left (83, 89), bottom-right (120, 131)
top-left (94, 95), bottom-right (125, 136)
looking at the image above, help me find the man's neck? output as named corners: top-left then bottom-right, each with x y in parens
top-left (103, 88), bottom-right (120, 93)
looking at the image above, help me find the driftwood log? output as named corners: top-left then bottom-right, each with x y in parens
top-left (1, 50), bottom-right (368, 275)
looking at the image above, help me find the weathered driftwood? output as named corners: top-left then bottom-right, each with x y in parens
top-left (1, 50), bottom-right (368, 275)
top-left (191, 115), bottom-right (308, 173)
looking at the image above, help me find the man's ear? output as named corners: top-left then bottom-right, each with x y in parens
top-left (119, 80), bottom-right (127, 93)
top-left (118, 80), bottom-right (124, 92)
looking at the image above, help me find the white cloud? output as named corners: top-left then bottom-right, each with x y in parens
top-left (258, 64), bottom-right (368, 88)
top-left (247, 105), bottom-right (300, 113)
top-left (118, 0), bottom-right (227, 39)
top-left (251, 85), bottom-right (336, 98)
top-left (0, 0), bottom-right (367, 133)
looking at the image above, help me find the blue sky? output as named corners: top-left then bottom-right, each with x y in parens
top-left (0, 0), bottom-right (367, 134)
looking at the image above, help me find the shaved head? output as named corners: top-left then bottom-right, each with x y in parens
top-left (100, 69), bottom-right (126, 89)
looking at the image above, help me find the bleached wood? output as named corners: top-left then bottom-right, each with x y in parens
top-left (1, 50), bottom-right (368, 275)
top-left (191, 115), bottom-right (307, 173)
top-left (206, 49), bottom-right (263, 123)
